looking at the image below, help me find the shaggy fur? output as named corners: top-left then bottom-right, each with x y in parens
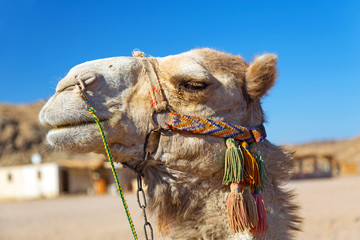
top-left (39, 48), bottom-right (301, 239)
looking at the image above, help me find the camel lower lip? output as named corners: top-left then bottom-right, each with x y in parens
top-left (46, 122), bottom-right (106, 152)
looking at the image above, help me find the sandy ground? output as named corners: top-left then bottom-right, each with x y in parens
top-left (287, 175), bottom-right (360, 240)
top-left (1, 176), bottom-right (360, 240)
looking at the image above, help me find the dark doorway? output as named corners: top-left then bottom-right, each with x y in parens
top-left (60, 168), bottom-right (69, 193)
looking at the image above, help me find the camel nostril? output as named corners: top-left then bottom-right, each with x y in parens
top-left (77, 72), bottom-right (100, 87)
top-left (56, 72), bottom-right (101, 93)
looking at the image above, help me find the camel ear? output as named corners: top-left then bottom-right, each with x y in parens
top-left (245, 54), bottom-right (277, 101)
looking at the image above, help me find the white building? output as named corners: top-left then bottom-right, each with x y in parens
top-left (0, 159), bottom-right (134, 200)
top-left (0, 163), bottom-right (60, 200)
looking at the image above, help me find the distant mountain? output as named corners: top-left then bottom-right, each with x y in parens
top-left (0, 102), bottom-right (103, 167)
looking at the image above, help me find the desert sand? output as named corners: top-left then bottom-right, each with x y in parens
top-left (1, 175), bottom-right (360, 240)
top-left (287, 175), bottom-right (360, 240)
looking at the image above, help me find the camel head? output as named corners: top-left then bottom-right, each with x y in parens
top-left (39, 49), bottom-right (299, 239)
top-left (39, 48), bottom-right (276, 161)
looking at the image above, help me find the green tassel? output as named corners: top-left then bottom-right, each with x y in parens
top-left (249, 143), bottom-right (266, 191)
top-left (223, 138), bottom-right (244, 185)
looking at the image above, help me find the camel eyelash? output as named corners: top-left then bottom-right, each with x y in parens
top-left (180, 81), bottom-right (209, 92)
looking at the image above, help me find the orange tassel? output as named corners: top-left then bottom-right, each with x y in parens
top-left (241, 142), bottom-right (261, 189)
top-left (250, 191), bottom-right (268, 237)
top-left (227, 183), bottom-right (250, 233)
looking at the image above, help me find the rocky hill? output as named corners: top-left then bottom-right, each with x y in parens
top-left (0, 102), bottom-right (46, 166)
top-left (0, 102), bottom-right (103, 167)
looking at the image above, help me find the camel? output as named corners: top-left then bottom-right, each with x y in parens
top-left (39, 48), bottom-right (300, 239)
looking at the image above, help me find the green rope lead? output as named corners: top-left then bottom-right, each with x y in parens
top-left (89, 107), bottom-right (138, 240)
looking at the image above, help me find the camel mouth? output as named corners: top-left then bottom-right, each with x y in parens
top-left (46, 118), bottom-right (110, 151)
top-left (49, 119), bottom-right (108, 131)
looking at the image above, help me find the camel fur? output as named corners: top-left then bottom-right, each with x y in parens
top-left (39, 48), bottom-right (301, 239)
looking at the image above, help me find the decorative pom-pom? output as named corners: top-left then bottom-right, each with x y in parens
top-left (240, 142), bottom-right (261, 189)
top-left (251, 190), bottom-right (268, 237)
top-left (227, 183), bottom-right (249, 233)
top-left (223, 138), bottom-right (244, 185)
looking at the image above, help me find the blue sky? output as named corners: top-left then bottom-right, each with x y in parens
top-left (1, 0), bottom-right (359, 144)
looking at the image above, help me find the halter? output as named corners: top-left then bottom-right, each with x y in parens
top-left (131, 50), bottom-right (266, 155)
top-left (77, 50), bottom-right (268, 240)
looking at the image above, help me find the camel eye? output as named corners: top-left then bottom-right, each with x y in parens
top-left (181, 81), bottom-right (207, 91)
